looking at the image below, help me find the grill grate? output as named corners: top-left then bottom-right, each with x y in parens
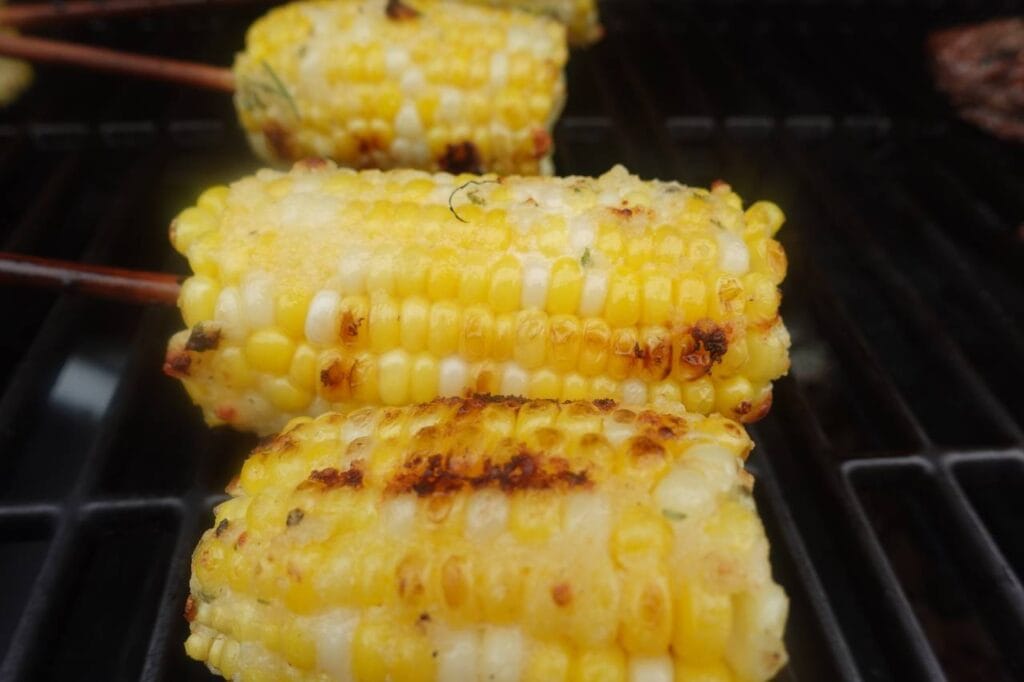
top-left (1, 1), bottom-right (1023, 680)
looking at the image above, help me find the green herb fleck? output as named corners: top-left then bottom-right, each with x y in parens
top-left (257, 598), bottom-right (270, 605)
top-left (261, 61), bottom-right (299, 118)
top-left (448, 180), bottom-right (499, 223)
top-left (580, 247), bottom-right (592, 267)
top-left (662, 508), bottom-right (687, 521)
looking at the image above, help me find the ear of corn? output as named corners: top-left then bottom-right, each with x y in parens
top-left (185, 397), bottom-right (788, 681)
top-left (165, 162), bottom-right (790, 435)
top-left (233, 0), bottom-right (567, 175)
top-left (0, 18), bottom-right (33, 107)
top-left (457, 0), bottom-right (602, 46)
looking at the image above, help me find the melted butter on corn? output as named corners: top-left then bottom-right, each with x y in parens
top-left (185, 397), bottom-right (788, 681)
top-left (166, 162), bottom-right (790, 434)
top-left (233, 0), bottom-right (568, 174)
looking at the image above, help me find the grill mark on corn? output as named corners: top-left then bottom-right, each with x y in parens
top-left (385, 0), bottom-right (420, 20)
top-left (185, 323), bottom-right (221, 352)
top-left (215, 519), bottom-right (230, 537)
top-left (439, 141), bottom-right (482, 174)
top-left (262, 121), bottom-right (294, 160)
top-left (386, 451), bottom-right (590, 496)
top-left (677, 320), bottom-right (728, 377)
top-left (184, 595), bottom-right (197, 623)
top-left (304, 463), bottom-right (365, 490)
top-left (551, 582), bottom-right (573, 606)
top-left (163, 350), bottom-right (191, 377)
top-left (339, 311), bottom-right (364, 343)
top-left (286, 508), bottom-right (305, 526)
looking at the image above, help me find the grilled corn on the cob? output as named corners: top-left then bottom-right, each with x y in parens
top-left (185, 397), bottom-right (789, 681)
top-left (461, 0), bottom-right (601, 45)
top-left (165, 162), bottom-right (790, 434)
top-left (0, 7), bottom-right (32, 108)
top-left (233, 0), bottom-right (567, 174)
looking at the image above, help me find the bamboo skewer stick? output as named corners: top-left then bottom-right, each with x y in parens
top-left (0, 251), bottom-right (181, 305)
top-left (0, 32), bottom-right (234, 91)
top-left (0, 0), bottom-right (265, 28)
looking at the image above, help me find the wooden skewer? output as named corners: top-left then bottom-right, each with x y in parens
top-left (0, 0), bottom-right (265, 28)
top-left (0, 251), bottom-right (181, 305)
top-left (0, 32), bottom-right (234, 92)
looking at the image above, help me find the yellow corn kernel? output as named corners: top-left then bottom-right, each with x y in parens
top-left (588, 376), bottom-right (619, 401)
top-left (196, 185), bottom-right (230, 214)
top-left (562, 373), bottom-right (588, 401)
top-left (547, 257), bottom-right (584, 315)
top-left (489, 255), bottom-right (523, 314)
top-left (605, 271), bottom-right (641, 328)
top-left (745, 323), bottom-right (790, 384)
top-left (351, 618), bottom-right (436, 682)
top-left (641, 273), bottom-right (673, 326)
top-left (707, 275), bottom-right (745, 320)
top-left (714, 376), bottom-right (755, 418)
top-left (688, 236), bottom-right (718, 271)
top-left (528, 369), bottom-right (562, 400)
top-left (547, 315), bottom-right (581, 372)
top-left (681, 376), bottom-right (715, 414)
top-left (606, 328), bottom-right (640, 381)
top-left (281, 618), bottom-right (316, 669)
top-left (427, 247), bottom-right (460, 300)
top-left (379, 350), bottom-right (411, 406)
top-left (460, 307), bottom-right (495, 361)
top-left (274, 290), bottom-right (311, 338)
top-left (578, 319), bottom-right (611, 376)
top-left (369, 294), bottom-right (401, 353)
top-left (459, 261), bottom-right (489, 305)
top-left (676, 275), bottom-right (708, 321)
top-left (395, 246), bottom-right (432, 298)
top-left (408, 353), bottom-right (439, 404)
top-left (749, 238), bottom-right (787, 284)
top-left (510, 493), bottom-right (562, 543)
top-left (744, 200), bottom-right (785, 238)
top-left (215, 347), bottom-right (256, 389)
top-left (246, 328), bottom-right (296, 375)
top-left (351, 353), bottom-right (379, 404)
top-left (493, 313), bottom-right (515, 361)
top-left (428, 302), bottom-right (461, 356)
top-left (674, 583), bottom-right (732, 664)
top-left (742, 273), bottom-right (780, 323)
top-left (524, 640), bottom-right (571, 682)
top-left (180, 276), bottom-right (220, 327)
top-left (476, 558), bottom-right (523, 622)
top-left (171, 205), bottom-right (218, 252)
top-left (400, 297), bottom-right (430, 352)
top-left (262, 376), bottom-right (312, 412)
top-left (611, 506), bottom-right (671, 564)
top-left (570, 649), bottom-right (627, 682)
top-left (515, 310), bottom-right (548, 369)
top-left (650, 380), bottom-right (682, 405)
top-left (620, 569), bottom-right (672, 655)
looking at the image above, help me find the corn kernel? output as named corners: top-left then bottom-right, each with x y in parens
top-left (605, 271), bottom-right (641, 328)
top-left (369, 294), bottom-right (401, 353)
top-left (180, 276), bottom-right (220, 327)
top-left (524, 640), bottom-right (571, 682)
top-left (570, 649), bottom-right (626, 682)
top-left (547, 257), bottom-right (584, 315)
top-left (428, 302), bottom-right (461, 356)
top-left (400, 297), bottom-right (430, 352)
top-left (515, 310), bottom-right (548, 369)
top-left (489, 255), bottom-right (523, 313)
top-left (274, 290), bottom-right (311, 338)
top-left (246, 328), bottom-right (296, 375)
top-left (262, 376), bottom-right (312, 412)
top-left (379, 350), bottom-right (411, 406)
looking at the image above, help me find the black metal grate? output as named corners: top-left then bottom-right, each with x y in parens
top-left (1, 1), bottom-right (1023, 680)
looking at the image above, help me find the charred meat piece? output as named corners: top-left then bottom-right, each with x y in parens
top-left (929, 17), bottom-right (1024, 142)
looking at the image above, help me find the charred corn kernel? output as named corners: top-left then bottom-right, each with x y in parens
top-left (169, 164), bottom-right (788, 433)
top-left (234, 0), bottom-right (567, 174)
top-left (245, 329), bottom-right (295, 374)
top-left (186, 398), bottom-right (787, 681)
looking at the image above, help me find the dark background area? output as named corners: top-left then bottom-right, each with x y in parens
top-left (0, 0), bottom-right (1023, 679)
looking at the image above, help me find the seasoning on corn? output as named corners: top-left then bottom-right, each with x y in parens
top-left (185, 396), bottom-right (789, 681)
top-left (233, 0), bottom-right (568, 174)
top-left (460, 0), bottom-right (602, 46)
top-left (165, 161), bottom-right (790, 434)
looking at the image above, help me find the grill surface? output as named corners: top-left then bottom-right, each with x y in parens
top-left (1, 0), bottom-right (1023, 680)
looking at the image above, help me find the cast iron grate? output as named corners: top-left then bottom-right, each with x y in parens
top-left (0, 0), bottom-right (1023, 680)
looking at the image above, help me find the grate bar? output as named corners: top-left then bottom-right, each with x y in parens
top-left (782, 138), bottom-right (1024, 445)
